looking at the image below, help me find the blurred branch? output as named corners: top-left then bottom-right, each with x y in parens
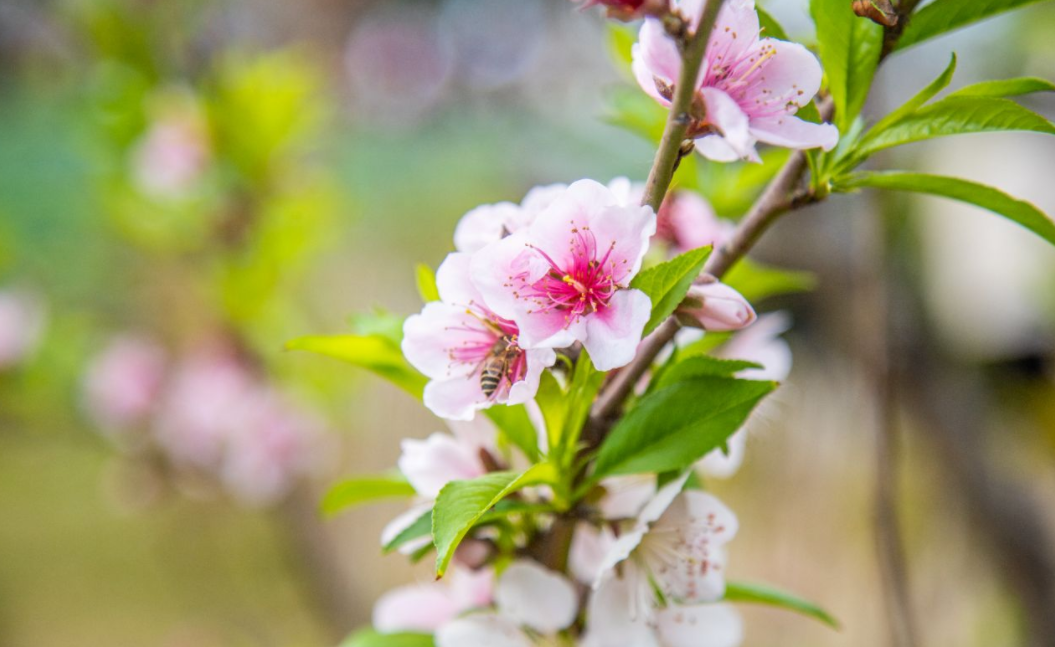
top-left (857, 195), bottom-right (919, 647)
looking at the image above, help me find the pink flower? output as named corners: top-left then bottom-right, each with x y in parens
top-left (82, 335), bottom-right (167, 434)
top-left (0, 289), bottom-right (45, 369)
top-left (132, 102), bottom-right (210, 197)
top-left (152, 347), bottom-right (257, 468)
top-left (374, 567), bottom-right (494, 634)
top-left (403, 252), bottom-right (556, 421)
top-left (678, 280), bottom-right (756, 331)
top-left (220, 390), bottom-right (323, 505)
top-left (471, 180), bottom-right (656, 371)
top-left (633, 0), bottom-right (838, 162)
top-left (435, 561), bottom-right (578, 647)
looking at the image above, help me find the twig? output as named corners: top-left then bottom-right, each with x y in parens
top-left (640, 0), bottom-right (726, 213)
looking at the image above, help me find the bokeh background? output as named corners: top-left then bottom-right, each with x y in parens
top-left (1, 0), bottom-right (1054, 646)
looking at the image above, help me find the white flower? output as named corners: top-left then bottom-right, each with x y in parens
top-left (435, 561), bottom-right (578, 647)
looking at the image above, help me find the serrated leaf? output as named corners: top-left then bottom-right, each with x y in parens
top-left (432, 463), bottom-right (558, 577)
top-left (722, 257), bottom-right (816, 303)
top-left (593, 376), bottom-right (777, 478)
top-left (897, 0), bottom-right (1048, 51)
top-left (835, 171), bottom-right (1055, 248)
top-left (485, 404), bottom-right (541, 462)
top-left (655, 356), bottom-right (763, 390)
top-left (340, 630), bottom-right (434, 647)
top-left (849, 96), bottom-right (1055, 164)
top-left (631, 246), bottom-right (712, 336)
top-left (321, 475), bottom-right (416, 517)
top-left (811, 0), bottom-right (884, 132)
top-left (757, 7), bottom-right (789, 41)
top-left (948, 77), bottom-right (1055, 99)
top-left (286, 334), bottom-right (426, 397)
top-left (382, 508), bottom-right (433, 554)
top-left (866, 54), bottom-right (957, 140)
top-left (415, 263), bottom-right (439, 303)
top-left (725, 581), bottom-right (839, 629)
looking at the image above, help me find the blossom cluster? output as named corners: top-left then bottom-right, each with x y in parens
top-left (82, 335), bottom-right (324, 505)
top-left (321, 0), bottom-right (835, 644)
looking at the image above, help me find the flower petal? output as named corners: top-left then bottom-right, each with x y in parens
top-left (436, 252), bottom-right (484, 305)
top-left (470, 232), bottom-right (547, 321)
top-left (398, 432), bottom-right (485, 498)
top-left (506, 347), bottom-right (557, 405)
top-left (655, 603), bottom-right (744, 647)
top-left (680, 282), bottom-right (756, 332)
top-left (582, 576), bottom-right (662, 647)
top-left (494, 560), bottom-right (578, 633)
top-left (699, 87), bottom-right (758, 162)
top-left (402, 302), bottom-right (492, 381)
top-left (436, 614), bottom-right (530, 647)
top-left (454, 203), bottom-right (523, 254)
top-left (423, 377), bottom-right (489, 422)
top-left (373, 582), bottom-right (461, 633)
top-left (698, 428), bottom-right (748, 479)
top-left (750, 115), bottom-right (839, 152)
top-left (583, 289), bottom-right (653, 371)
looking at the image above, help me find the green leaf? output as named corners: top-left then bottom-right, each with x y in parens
top-left (850, 96), bottom-right (1055, 163)
top-left (835, 172), bottom-right (1055, 248)
top-left (866, 54), bottom-right (957, 140)
top-left (340, 629), bottom-right (434, 647)
top-left (349, 308), bottom-right (405, 345)
top-left (630, 246), bottom-right (712, 336)
top-left (382, 508), bottom-right (433, 554)
top-left (655, 356), bottom-right (762, 390)
top-left (593, 376), bottom-right (777, 478)
top-left (321, 475), bottom-right (416, 517)
top-left (415, 263), bottom-right (440, 303)
top-left (811, 0), bottom-right (884, 132)
top-left (432, 463), bottom-right (558, 577)
top-left (605, 85), bottom-right (669, 144)
top-left (485, 405), bottom-right (541, 462)
top-left (948, 77), bottom-right (1055, 99)
top-left (722, 257), bottom-right (816, 303)
top-left (897, 0), bottom-right (1048, 51)
top-left (757, 7), bottom-right (789, 41)
top-left (285, 334), bottom-right (427, 397)
top-left (725, 581), bottom-right (839, 629)
top-left (535, 370), bottom-right (569, 456)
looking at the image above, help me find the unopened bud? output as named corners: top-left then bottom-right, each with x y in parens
top-left (579, 0), bottom-right (669, 22)
top-left (852, 0), bottom-right (897, 27)
top-left (677, 280), bottom-right (756, 332)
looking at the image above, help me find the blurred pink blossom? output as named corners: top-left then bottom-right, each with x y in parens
top-left (132, 108), bottom-right (211, 197)
top-left (0, 289), bottom-right (45, 369)
top-left (374, 567), bottom-right (494, 634)
top-left (82, 335), bottom-right (167, 435)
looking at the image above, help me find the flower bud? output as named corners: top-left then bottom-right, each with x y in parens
top-left (677, 280), bottom-right (756, 331)
top-left (579, 0), bottom-right (668, 22)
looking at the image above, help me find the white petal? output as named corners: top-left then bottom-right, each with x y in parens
top-left (582, 576), bottom-right (661, 647)
top-left (373, 582), bottom-right (460, 633)
top-left (750, 116), bottom-right (839, 152)
top-left (435, 252), bottom-right (484, 305)
top-left (436, 614), bottom-right (530, 647)
top-left (454, 203), bottom-right (523, 253)
top-left (699, 87), bottom-right (755, 161)
top-left (655, 604), bottom-right (744, 647)
top-left (494, 560), bottom-right (578, 633)
top-left (697, 429), bottom-right (747, 479)
top-left (583, 289), bottom-right (653, 371)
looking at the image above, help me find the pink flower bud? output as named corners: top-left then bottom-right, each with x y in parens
top-left (678, 281), bottom-right (756, 331)
top-left (581, 0), bottom-right (668, 21)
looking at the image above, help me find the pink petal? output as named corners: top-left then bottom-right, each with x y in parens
top-left (632, 18), bottom-right (682, 103)
top-left (398, 432), bottom-right (485, 498)
top-left (373, 582), bottom-right (461, 633)
top-left (699, 87), bottom-right (757, 162)
top-left (739, 39), bottom-right (823, 117)
top-left (665, 191), bottom-right (727, 252)
top-left (436, 252), bottom-right (485, 305)
top-left (495, 561), bottom-right (578, 634)
top-left (470, 232), bottom-right (547, 321)
top-left (423, 376), bottom-right (490, 421)
top-left (750, 115), bottom-right (839, 152)
top-left (520, 183), bottom-right (568, 218)
top-left (583, 289), bottom-right (653, 371)
top-left (506, 347), bottom-right (557, 405)
top-left (655, 603), bottom-right (744, 647)
top-left (703, 0), bottom-right (761, 82)
top-left (454, 202), bottom-right (523, 253)
top-left (680, 282), bottom-right (757, 331)
top-left (586, 203), bottom-right (657, 283)
top-left (402, 302), bottom-right (490, 381)
top-left (380, 503), bottom-right (434, 554)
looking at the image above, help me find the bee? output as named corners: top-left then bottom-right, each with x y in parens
top-left (480, 336), bottom-right (519, 399)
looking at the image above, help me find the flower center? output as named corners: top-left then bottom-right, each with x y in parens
top-left (514, 226), bottom-right (622, 327)
top-left (445, 304), bottom-right (527, 398)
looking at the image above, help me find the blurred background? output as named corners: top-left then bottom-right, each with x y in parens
top-left (1, 0), bottom-right (1054, 646)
